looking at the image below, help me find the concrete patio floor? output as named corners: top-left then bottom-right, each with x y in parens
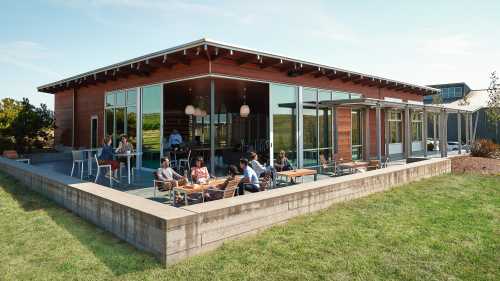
top-left (32, 149), bottom-right (466, 205)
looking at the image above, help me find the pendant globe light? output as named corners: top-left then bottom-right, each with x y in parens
top-left (240, 87), bottom-right (250, 117)
top-left (184, 88), bottom-right (195, 115)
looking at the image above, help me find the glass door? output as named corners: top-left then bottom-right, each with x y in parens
top-left (141, 85), bottom-right (163, 169)
top-left (270, 84), bottom-right (298, 167)
top-left (90, 116), bottom-right (98, 148)
top-left (351, 109), bottom-right (363, 160)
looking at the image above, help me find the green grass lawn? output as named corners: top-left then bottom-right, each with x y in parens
top-left (0, 172), bottom-right (498, 281)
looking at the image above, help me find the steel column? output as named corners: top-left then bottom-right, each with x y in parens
top-left (210, 79), bottom-right (215, 175)
top-left (423, 109), bottom-right (428, 157)
top-left (375, 105), bottom-right (382, 161)
top-left (404, 107), bottom-right (411, 159)
top-left (364, 107), bottom-right (370, 160)
top-left (457, 112), bottom-right (462, 154)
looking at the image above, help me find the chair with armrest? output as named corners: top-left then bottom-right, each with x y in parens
top-left (367, 159), bottom-right (381, 171)
top-left (94, 154), bottom-right (112, 187)
top-left (71, 150), bottom-right (86, 180)
top-left (319, 154), bottom-right (335, 176)
top-left (206, 178), bottom-right (240, 201)
top-left (382, 156), bottom-right (390, 168)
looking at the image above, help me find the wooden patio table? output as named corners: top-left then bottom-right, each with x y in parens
top-left (337, 161), bottom-right (370, 174)
top-left (176, 178), bottom-right (228, 194)
top-left (277, 168), bottom-right (318, 183)
top-left (172, 178), bottom-right (230, 205)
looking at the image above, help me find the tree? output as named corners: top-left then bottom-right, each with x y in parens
top-left (0, 98), bottom-right (54, 153)
top-left (486, 71), bottom-right (500, 123)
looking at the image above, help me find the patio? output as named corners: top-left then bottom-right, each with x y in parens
top-left (31, 148), bottom-right (465, 205)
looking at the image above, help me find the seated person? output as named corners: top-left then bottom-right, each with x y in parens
top-left (237, 158), bottom-right (260, 195)
top-left (166, 129), bottom-right (183, 150)
top-left (191, 156), bottom-right (210, 184)
top-left (99, 136), bottom-right (120, 178)
top-left (275, 150), bottom-right (292, 172)
top-left (249, 152), bottom-right (266, 177)
top-left (115, 135), bottom-right (134, 164)
top-left (156, 157), bottom-right (185, 189)
top-left (250, 152), bottom-right (276, 179)
top-left (205, 165), bottom-right (238, 201)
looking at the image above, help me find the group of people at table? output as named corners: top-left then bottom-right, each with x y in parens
top-left (98, 134), bottom-right (135, 180)
top-left (155, 150), bottom-right (294, 201)
top-left (96, 130), bottom-right (295, 201)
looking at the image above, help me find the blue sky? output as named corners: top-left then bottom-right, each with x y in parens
top-left (1, 0), bottom-right (499, 109)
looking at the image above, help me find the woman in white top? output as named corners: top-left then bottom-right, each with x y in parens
top-left (249, 152), bottom-right (267, 177)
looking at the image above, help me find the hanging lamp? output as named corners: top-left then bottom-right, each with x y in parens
top-left (184, 88), bottom-right (195, 115)
top-left (239, 87), bottom-right (250, 117)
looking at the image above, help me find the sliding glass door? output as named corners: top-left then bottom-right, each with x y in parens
top-left (270, 84), bottom-right (297, 167)
top-left (141, 85), bottom-right (162, 169)
top-left (351, 109), bottom-right (362, 160)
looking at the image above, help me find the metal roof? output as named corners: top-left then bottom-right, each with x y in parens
top-left (37, 38), bottom-right (440, 94)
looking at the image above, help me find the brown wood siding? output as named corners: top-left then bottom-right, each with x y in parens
top-left (54, 89), bottom-right (73, 147)
top-left (336, 107), bottom-right (352, 161)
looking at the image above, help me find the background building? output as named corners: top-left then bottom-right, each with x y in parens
top-left (425, 82), bottom-right (499, 143)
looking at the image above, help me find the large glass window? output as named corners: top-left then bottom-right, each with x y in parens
top-left (332, 91), bottom-right (350, 100)
top-left (142, 85), bottom-right (162, 169)
top-left (270, 84), bottom-right (297, 167)
top-left (105, 108), bottom-right (114, 139)
top-left (351, 110), bottom-right (362, 160)
top-left (318, 90), bottom-right (333, 164)
top-left (212, 79), bottom-right (268, 172)
top-left (303, 88), bottom-right (318, 167)
top-left (104, 89), bottom-right (138, 148)
top-left (388, 111), bottom-right (402, 143)
top-left (411, 111), bottom-right (423, 141)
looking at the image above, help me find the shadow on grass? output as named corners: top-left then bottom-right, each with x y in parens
top-left (0, 172), bottom-right (163, 276)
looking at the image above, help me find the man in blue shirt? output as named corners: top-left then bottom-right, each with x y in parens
top-left (167, 129), bottom-right (183, 149)
top-left (238, 158), bottom-right (260, 195)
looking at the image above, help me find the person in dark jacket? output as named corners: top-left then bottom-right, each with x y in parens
top-left (99, 136), bottom-right (120, 176)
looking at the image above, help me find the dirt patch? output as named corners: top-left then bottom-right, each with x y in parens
top-left (451, 156), bottom-right (500, 175)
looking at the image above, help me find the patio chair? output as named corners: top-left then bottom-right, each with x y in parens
top-left (206, 178), bottom-right (240, 201)
top-left (381, 156), bottom-right (391, 168)
top-left (152, 171), bottom-right (174, 201)
top-left (2, 150), bottom-right (30, 165)
top-left (367, 159), bottom-right (381, 171)
top-left (178, 148), bottom-right (191, 173)
top-left (259, 173), bottom-right (273, 191)
top-left (70, 150), bottom-right (86, 180)
top-left (319, 154), bottom-right (335, 176)
top-left (94, 154), bottom-right (112, 187)
top-left (332, 154), bottom-right (349, 176)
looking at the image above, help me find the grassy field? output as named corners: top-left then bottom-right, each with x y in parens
top-left (0, 172), bottom-right (498, 281)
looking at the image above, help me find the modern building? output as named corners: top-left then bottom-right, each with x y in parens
top-left (424, 82), bottom-right (499, 143)
top-left (37, 39), bottom-right (472, 175)
top-left (424, 82), bottom-right (471, 104)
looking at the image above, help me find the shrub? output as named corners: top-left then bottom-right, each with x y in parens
top-left (470, 139), bottom-right (498, 158)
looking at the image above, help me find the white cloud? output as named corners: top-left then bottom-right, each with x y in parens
top-left (418, 34), bottom-right (475, 56)
top-left (0, 41), bottom-right (59, 78)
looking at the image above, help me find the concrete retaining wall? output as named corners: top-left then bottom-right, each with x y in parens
top-left (0, 157), bottom-right (192, 264)
top-left (0, 157), bottom-right (451, 266)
